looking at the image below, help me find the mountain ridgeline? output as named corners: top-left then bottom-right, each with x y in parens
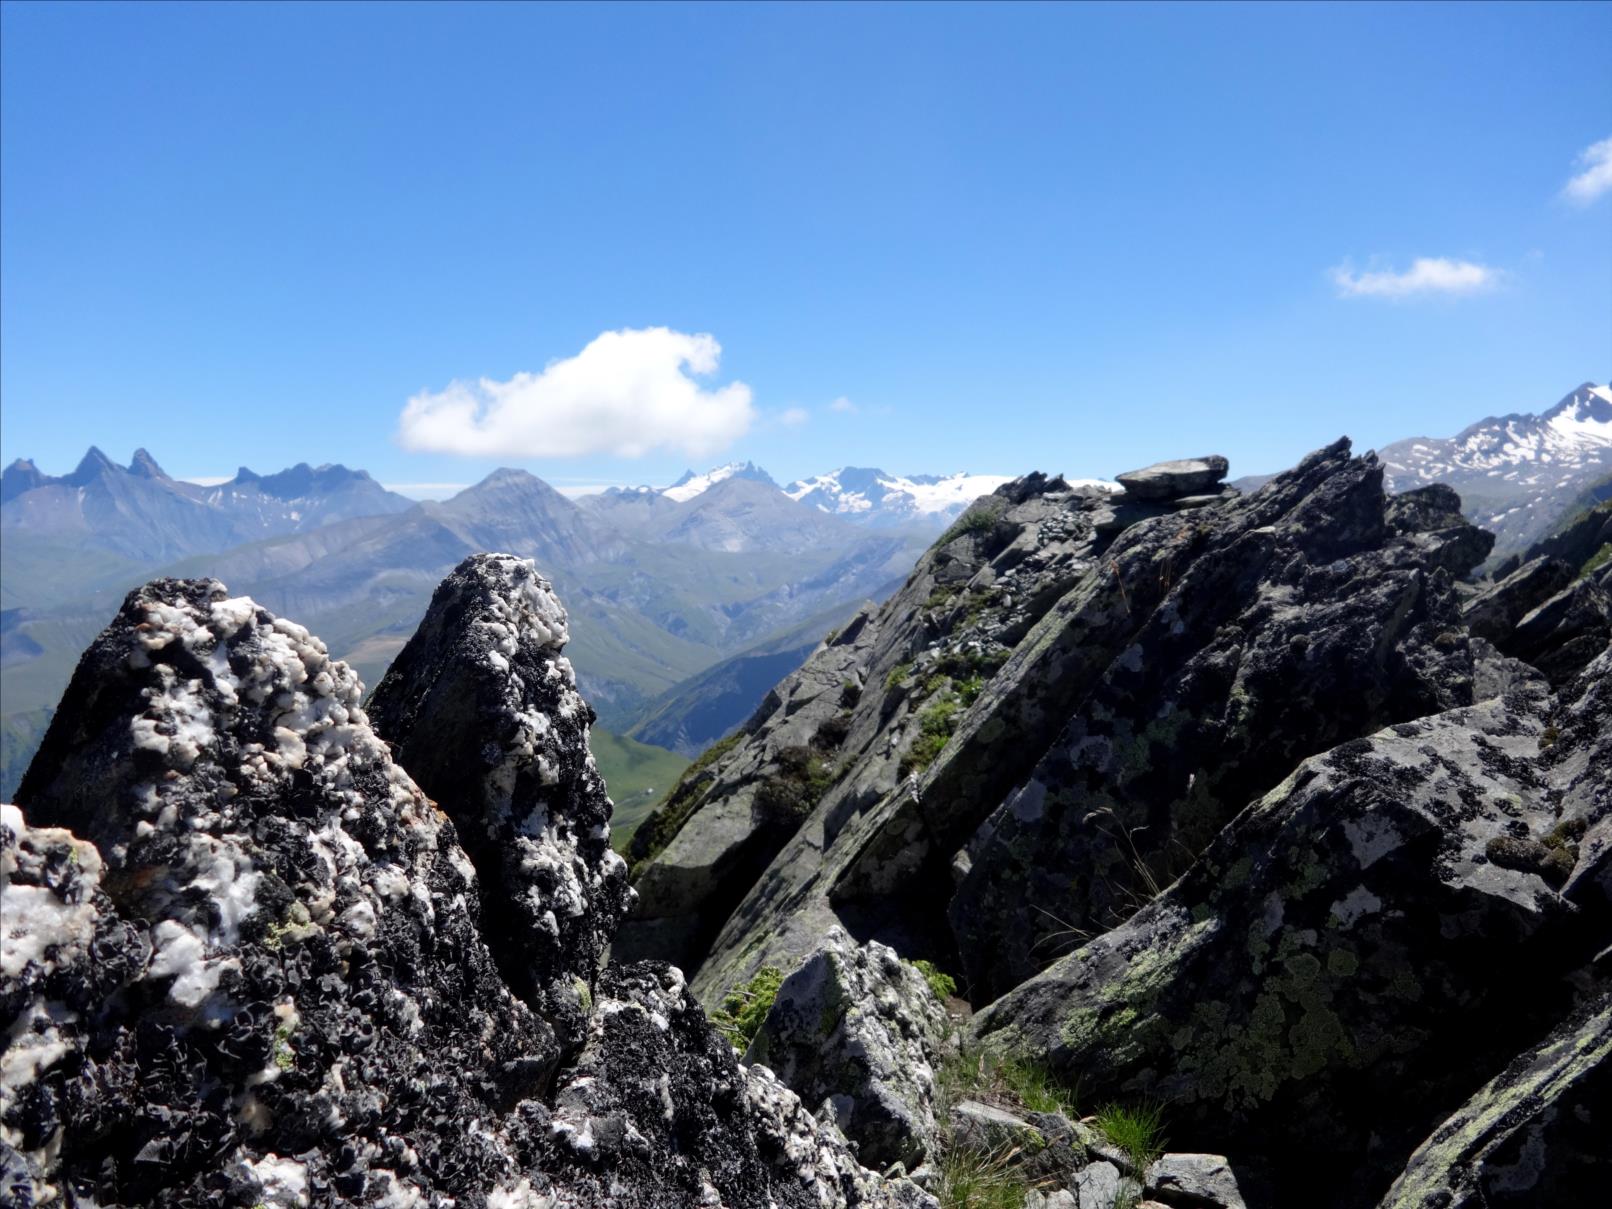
top-left (2, 426), bottom-right (1609, 1206)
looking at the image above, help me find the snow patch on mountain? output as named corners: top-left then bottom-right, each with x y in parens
top-left (1379, 382), bottom-right (1612, 558)
top-left (660, 461), bottom-right (777, 503)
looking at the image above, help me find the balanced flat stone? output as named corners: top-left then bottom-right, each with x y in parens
top-left (1114, 454), bottom-right (1229, 499)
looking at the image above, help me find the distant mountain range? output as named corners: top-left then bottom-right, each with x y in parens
top-left (4, 382), bottom-right (1603, 798)
top-left (593, 461), bottom-right (1026, 529)
top-left (1379, 382), bottom-right (1611, 558)
top-left (1, 448), bottom-right (945, 799)
top-left (1, 447), bottom-right (413, 563)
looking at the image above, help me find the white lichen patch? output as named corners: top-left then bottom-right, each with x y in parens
top-left (114, 581), bottom-right (457, 1018)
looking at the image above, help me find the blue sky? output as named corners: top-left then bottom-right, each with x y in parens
top-left (2, 1), bottom-right (1608, 497)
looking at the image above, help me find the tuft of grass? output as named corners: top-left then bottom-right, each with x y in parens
top-left (901, 694), bottom-right (963, 777)
top-left (957, 675), bottom-right (986, 707)
top-left (1095, 1101), bottom-right (1166, 1171)
top-left (937, 1048), bottom-right (1077, 1120)
top-left (939, 1143), bottom-right (1037, 1209)
top-left (939, 507), bottom-right (1002, 547)
top-left (711, 965), bottom-right (784, 1051)
top-left (885, 661), bottom-right (914, 694)
top-left (911, 958), bottom-right (958, 1002)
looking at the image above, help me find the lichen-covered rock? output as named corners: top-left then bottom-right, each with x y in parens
top-left (2, 573), bottom-right (932, 1208)
top-left (534, 960), bottom-right (935, 1208)
top-left (367, 553), bottom-right (629, 1052)
top-left (1, 804), bottom-right (146, 1204)
top-left (1114, 457), bottom-right (1230, 500)
top-left (1378, 992), bottom-right (1611, 1209)
top-left (744, 928), bottom-right (954, 1169)
top-left (10, 577), bottom-right (552, 1204)
top-left (973, 645), bottom-right (1610, 1207)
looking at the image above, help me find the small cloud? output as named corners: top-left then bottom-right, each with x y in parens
top-left (779, 406), bottom-right (810, 427)
top-left (1562, 136), bottom-right (1612, 206)
top-left (828, 396), bottom-right (858, 414)
top-left (397, 327), bottom-right (754, 459)
top-left (1330, 257), bottom-right (1501, 299)
top-left (180, 475), bottom-right (232, 486)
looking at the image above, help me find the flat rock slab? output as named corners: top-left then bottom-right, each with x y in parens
top-left (1146, 1153), bottom-right (1247, 1208)
top-left (1114, 455), bottom-right (1229, 499)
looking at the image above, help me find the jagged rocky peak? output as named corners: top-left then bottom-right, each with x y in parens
top-left (2, 568), bottom-right (934, 1208)
top-left (7, 575), bottom-right (555, 1203)
top-left (367, 553), bottom-right (629, 1045)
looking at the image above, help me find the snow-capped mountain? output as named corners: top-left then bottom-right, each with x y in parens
top-left (659, 461), bottom-right (777, 503)
top-left (592, 462), bottom-right (1022, 530)
top-left (1379, 382), bottom-right (1612, 558)
top-left (786, 467), bottom-right (1106, 529)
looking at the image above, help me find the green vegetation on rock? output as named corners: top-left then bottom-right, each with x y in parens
top-left (911, 959), bottom-right (958, 1002)
top-left (626, 732), bottom-right (741, 872)
top-left (711, 965), bottom-right (784, 1050)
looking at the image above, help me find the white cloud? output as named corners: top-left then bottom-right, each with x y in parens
top-left (1330, 257), bottom-right (1500, 299)
top-left (397, 327), bottom-right (754, 459)
top-left (1562, 136), bottom-right (1612, 205)
top-left (180, 475), bottom-right (232, 486)
top-left (779, 407), bottom-right (810, 427)
top-left (828, 396), bottom-right (858, 414)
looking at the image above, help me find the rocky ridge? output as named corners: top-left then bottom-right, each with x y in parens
top-left (625, 440), bottom-right (1609, 1205)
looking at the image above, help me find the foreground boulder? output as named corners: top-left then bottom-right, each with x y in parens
top-left (744, 928), bottom-right (955, 1169)
top-left (1, 568), bottom-right (931, 1207)
top-left (974, 645), bottom-right (1610, 1206)
top-left (1378, 992), bottom-right (1610, 1208)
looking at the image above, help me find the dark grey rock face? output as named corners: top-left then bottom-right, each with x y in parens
top-left (946, 449), bottom-right (1480, 1000)
top-left (1379, 992), bottom-right (1611, 1209)
top-left (972, 646), bottom-right (1611, 1207)
top-left (1, 568), bottom-right (931, 1208)
top-left (367, 553), bottom-right (629, 1054)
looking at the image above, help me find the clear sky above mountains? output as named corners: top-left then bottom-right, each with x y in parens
top-left (2, 1), bottom-right (1608, 495)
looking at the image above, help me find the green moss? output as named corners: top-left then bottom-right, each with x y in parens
top-left (273, 1021), bottom-right (296, 1072)
top-left (911, 959), bottom-right (958, 1001)
top-left (711, 965), bottom-right (784, 1050)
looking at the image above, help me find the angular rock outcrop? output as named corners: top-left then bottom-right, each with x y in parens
top-left (1, 567), bottom-right (932, 1207)
top-left (1378, 992), bottom-right (1611, 1208)
top-left (744, 928), bottom-right (954, 1169)
top-left (945, 451), bottom-right (1487, 998)
top-left (973, 645), bottom-right (1611, 1207)
top-left (366, 553), bottom-right (628, 1052)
